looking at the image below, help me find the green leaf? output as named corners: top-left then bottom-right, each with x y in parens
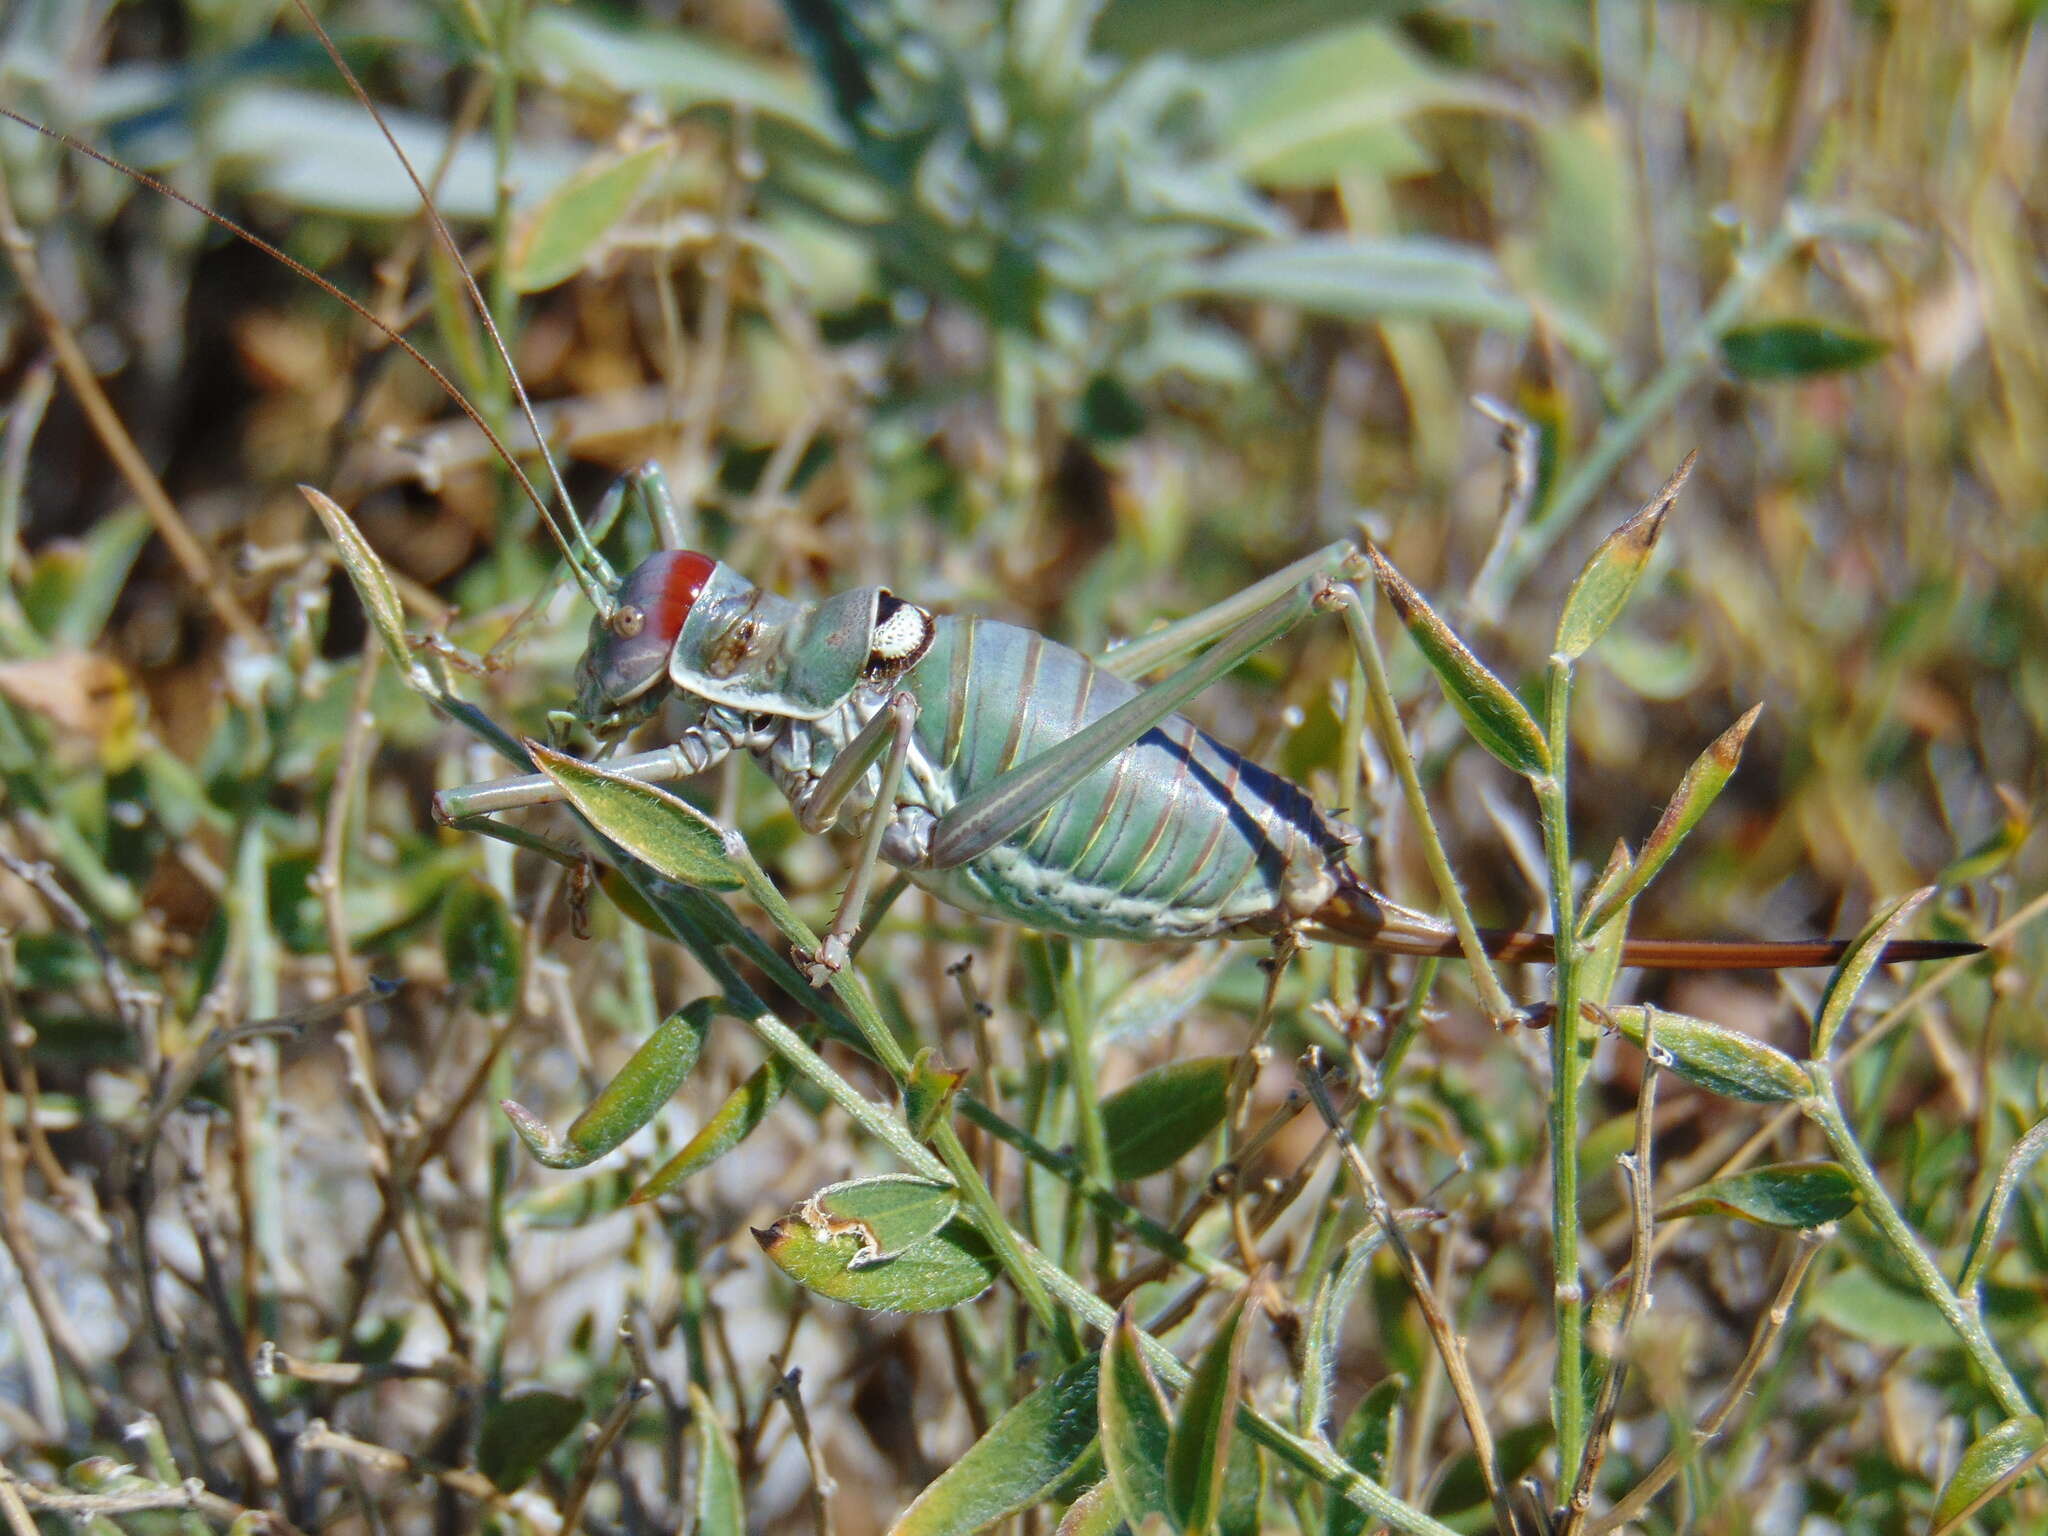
top-left (526, 740), bottom-right (743, 891)
top-left (1099, 1308), bottom-right (1172, 1527)
top-left (1095, 0), bottom-right (1386, 57)
top-left (797, 1175), bottom-right (961, 1269)
top-left (1167, 1286), bottom-right (1255, 1536)
top-left (1579, 706), bottom-right (1760, 941)
top-left (1169, 236), bottom-right (1532, 335)
top-left (523, 10), bottom-right (836, 140)
top-left (475, 1388), bottom-right (583, 1491)
top-left (1658, 1161), bottom-right (1859, 1229)
top-left (689, 1384), bottom-right (746, 1536)
top-left (1326, 1380), bottom-right (1403, 1536)
top-left (1054, 1480), bottom-right (1128, 1536)
top-left (1101, 1056), bottom-right (1232, 1181)
top-left (441, 876), bottom-right (522, 1015)
top-left (1098, 947), bottom-right (1234, 1044)
top-left (511, 142), bottom-right (670, 293)
top-left (1213, 23), bottom-right (1487, 188)
top-left (1518, 109), bottom-right (1636, 322)
top-left (1806, 1269), bottom-right (1952, 1350)
top-left (889, 1358), bottom-right (1101, 1536)
top-left (1554, 453), bottom-right (1693, 662)
top-left (1811, 887), bottom-right (1933, 1059)
top-left (507, 1164), bottom-right (638, 1229)
top-left (755, 1214), bottom-right (999, 1313)
top-left (504, 1000), bottom-right (712, 1169)
top-left (1366, 544), bottom-right (1551, 778)
top-left (299, 486), bottom-right (421, 688)
top-left (1599, 1005), bottom-right (1811, 1104)
top-left (634, 1055), bottom-right (796, 1199)
top-left (1931, 1416), bottom-right (2048, 1536)
top-left (1722, 320), bottom-right (1888, 381)
top-left (1218, 1433), bottom-right (1265, 1536)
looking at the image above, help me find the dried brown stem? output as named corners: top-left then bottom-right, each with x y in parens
top-left (1590, 1228), bottom-right (1830, 1533)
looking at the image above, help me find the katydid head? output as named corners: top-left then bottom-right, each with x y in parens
top-left (571, 541), bottom-right (936, 733)
top-left (574, 548), bottom-right (718, 727)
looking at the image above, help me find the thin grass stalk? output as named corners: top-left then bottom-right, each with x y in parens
top-left (1539, 654), bottom-right (1589, 1481)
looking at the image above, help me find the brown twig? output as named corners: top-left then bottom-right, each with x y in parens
top-left (558, 1361), bottom-right (651, 1535)
top-left (773, 1369), bottom-right (838, 1536)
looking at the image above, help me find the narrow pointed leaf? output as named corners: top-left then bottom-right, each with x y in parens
top-left (527, 740), bottom-right (743, 891)
top-left (1101, 1056), bottom-right (1233, 1181)
top-left (476, 1389), bottom-right (583, 1491)
top-left (633, 1055), bottom-right (796, 1199)
top-left (1167, 1286), bottom-right (1256, 1535)
top-left (1599, 1005), bottom-right (1810, 1104)
top-left (1581, 707), bottom-right (1759, 941)
top-left (1100, 1308), bottom-right (1173, 1527)
top-left (1657, 1161), bottom-right (1858, 1228)
top-left (1811, 887), bottom-right (1933, 1059)
top-left (798, 1175), bottom-right (960, 1269)
top-left (755, 1214), bottom-right (999, 1313)
top-left (1300, 1228), bottom-right (1396, 1437)
top-left (1721, 319), bottom-right (1887, 381)
top-left (889, 1358), bottom-right (1101, 1536)
top-left (1365, 545), bottom-right (1549, 778)
top-left (1554, 452), bottom-right (1692, 660)
top-left (904, 1047), bottom-right (966, 1140)
top-left (1958, 1115), bottom-right (2048, 1294)
top-left (511, 142), bottom-right (668, 293)
top-left (689, 1384), bottom-right (746, 1536)
top-left (299, 486), bottom-right (416, 683)
top-left (1930, 1415), bottom-right (2048, 1536)
top-left (441, 876), bottom-right (523, 1015)
top-left (505, 1000), bottom-right (712, 1168)
top-left (1326, 1380), bottom-right (1403, 1536)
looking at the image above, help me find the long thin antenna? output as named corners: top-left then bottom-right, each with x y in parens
top-left (285, 0), bottom-right (617, 618)
top-left (0, 105), bottom-right (568, 542)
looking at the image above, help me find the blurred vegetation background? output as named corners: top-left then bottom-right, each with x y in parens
top-left (0, 0), bottom-right (2042, 1532)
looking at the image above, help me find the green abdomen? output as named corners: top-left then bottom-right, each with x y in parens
top-left (899, 616), bottom-right (1348, 941)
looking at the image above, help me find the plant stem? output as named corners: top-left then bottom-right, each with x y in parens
top-left (1802, 1072), bottom-right (2034, 1417)
top-left (723, 850), bottom-right (1080, 1359)
top-left (1330, 585), bottom-right (1517, 1023)
top-left (1055, 941), bottom-right (1116, 1280)
top-left (1539, 654), bottom-right (1588, 1482)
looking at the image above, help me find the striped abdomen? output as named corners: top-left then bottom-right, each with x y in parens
top-left (897, 616), bottom-right (1355, 941)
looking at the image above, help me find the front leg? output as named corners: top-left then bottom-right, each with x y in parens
top-left (432, 728), bottom-right (734, 823)
top-left (793, 690), bottom-right (922, 985)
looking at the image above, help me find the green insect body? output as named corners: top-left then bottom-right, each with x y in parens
top-left (439, 466), bottom-right (1975, 983)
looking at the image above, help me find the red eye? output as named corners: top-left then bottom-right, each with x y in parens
top-left (615, 550), bottom-right (716, 642)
